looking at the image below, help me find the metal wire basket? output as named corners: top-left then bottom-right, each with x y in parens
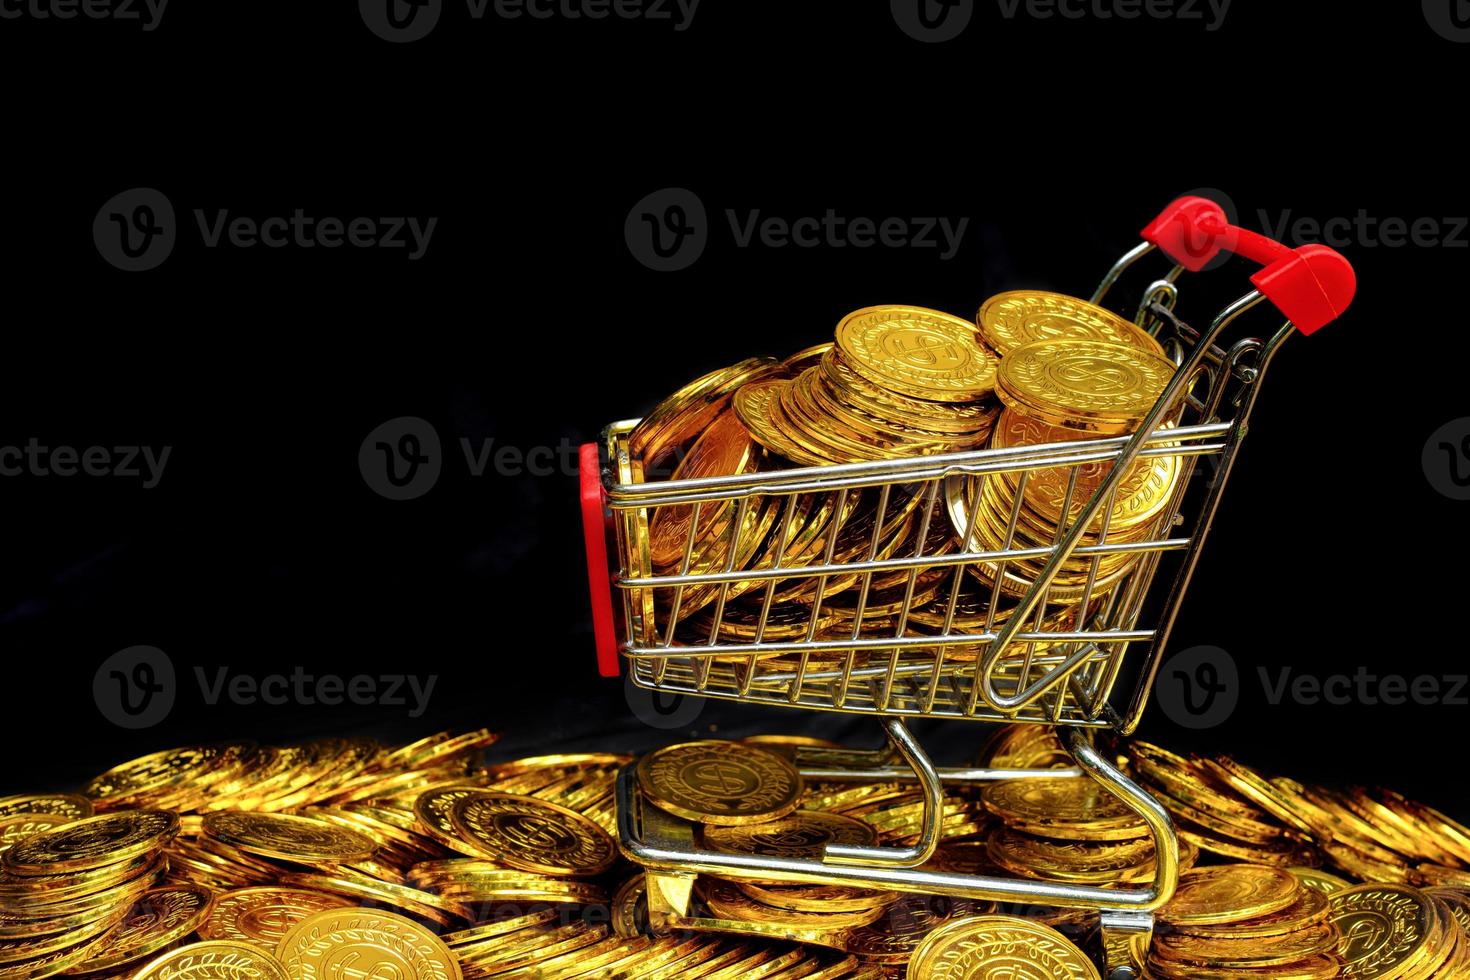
top-left (578, 195), bottom-right (1355, 977)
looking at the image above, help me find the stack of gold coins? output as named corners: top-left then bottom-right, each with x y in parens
top-left (629, 356), bottom-right (789, 478)
top-left (5, 727), bottom-right (1470, 978)
top-left (809, 783), bottom-right (992, 848)
top-left (979, 776), bottom-right (1196, 886)
top-left (733, 307), bottom-right (1001, 466)
top-left (615, 293), bottom-right (1197, 713)
top-left (954, 334), bottom-right (1181, 602)
top-left (1329, 883), bottom-right (1470, 977)
top-left (1122, 742), bottom-right (1322, 868)
top-left (0, 808), bottom-right (180, 975)
top-left (634, 306), bottom-right (1000, 631)
top-left (1149, 864), bottom-right (1344, 977)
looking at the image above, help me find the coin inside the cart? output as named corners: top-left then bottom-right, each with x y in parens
top-left (612, 293), bottom-right (1203, 728)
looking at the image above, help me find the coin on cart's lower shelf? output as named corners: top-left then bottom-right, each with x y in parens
top-left (636, 741), bottom-right (804, 826)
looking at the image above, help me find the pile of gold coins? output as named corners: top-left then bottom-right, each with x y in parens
top-left (1, 726), bottom-right (1466, 978)
top-left (626, 291), bottom-right (1186, 696)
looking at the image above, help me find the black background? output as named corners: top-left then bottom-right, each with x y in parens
top-left (1, 1), bottom-right (1466, 817)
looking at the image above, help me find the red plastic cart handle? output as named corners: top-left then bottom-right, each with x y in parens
top-left (580, 442), bottom-right (622, 677)
top-left (1141, 195), bottom-right (1355, 334)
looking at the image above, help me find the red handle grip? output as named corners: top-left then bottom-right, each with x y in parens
top-left (580, 442), bottom-right (621, 678)
top-left (1141, 196), bottom-right (1356, 335)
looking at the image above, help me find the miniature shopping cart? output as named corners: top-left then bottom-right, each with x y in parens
top-left (578, 196), bottom-right (1354, 977)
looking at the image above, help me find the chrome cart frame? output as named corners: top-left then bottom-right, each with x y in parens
top-left (579, 196), bottom-right (1354, 978)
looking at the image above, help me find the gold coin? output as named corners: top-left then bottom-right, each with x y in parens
top-left (201, 811), bottom-right (377, 863)
top-left (448, 793), bottom-right (617, 876)
top-left (0, 920), bottom-right (122, 980)
top-left (609, 875), bottom-right (648, 939)
top-left (733, 380), bottom-right (825, 466)
top-left (69, 885), bottom-right (213, 972)
top-left (1, 810), bottom-right (178, 875)
top-left (908, 915), bottom-right (1101, 979)
top-left (440, 910), bottom-right (559, 947)
top-left (834, 305), bottom-right (998, 403)
top-left (980, 726), bottom-right (1071, 770)
top-left (988, 407), bottom-right (1180, 531)
top-left (1291, 866), bottom-right (1353, 896)
top-left (636, 741), bottom-right (803, 827)
top-left (0, 900), bottom-right (128, 965)
top-left (784, 343), bottom-right (832, 372)
top-left (1162, 865), bottom-right (1302, 926)
top-left (996, 339), bottom-right (1176, 432)
top-left (981, 778), bottom-right (1148, 840)
top-left (977, 290), bottom-right (1166, 356)
top-left (648, 409), bottom-right (763, 569)
top-left (1172, 886), bottom-right (1330, 939)
top-left (820, 347), bottom-right (996, 431)
top-left (0, 816), bottom-right (73, 858)
top-left (702, 811), bottom-right (875, 859)
top-left (732, 881), bottom-right (897, 915)
top-left (986, 827), bottom-right (1158, 883)
top-left (840, 894), bottom-right (970, 963)
top-left (630, 356), bottom-right (786, 473)
top-left (741, 734), bottom-right (842, 751)
top-left (699, 879), bottom-right (884, 931)
top-left (1164, 929), bottom-right (1343, 972)
top-left (1179, 824), bottom-right (1317, 869)
top-left (0, 797), bottom-right (92, 823)
top-left (196, 887), bottom-right (355, 949)
top-left (1143, 952), bottom-right (1341, 980)
top-left (131, 940), bottom-right (291, 980)
top-left (83, 744), bottom-right (252, 808)
top-left (369, 729), bottom-right (493, 774)
top-left (411, 788), bottom-right (494, 857)
top-left (274, 873), bottom-right (468, 929)
top-left (276, 908), bottom-right (461, 980)
top-left (1331, 884), bottom-right (1436, 978)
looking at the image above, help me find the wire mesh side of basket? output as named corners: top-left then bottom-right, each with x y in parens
top-left (603, 322), bottom-right (1258, 727)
